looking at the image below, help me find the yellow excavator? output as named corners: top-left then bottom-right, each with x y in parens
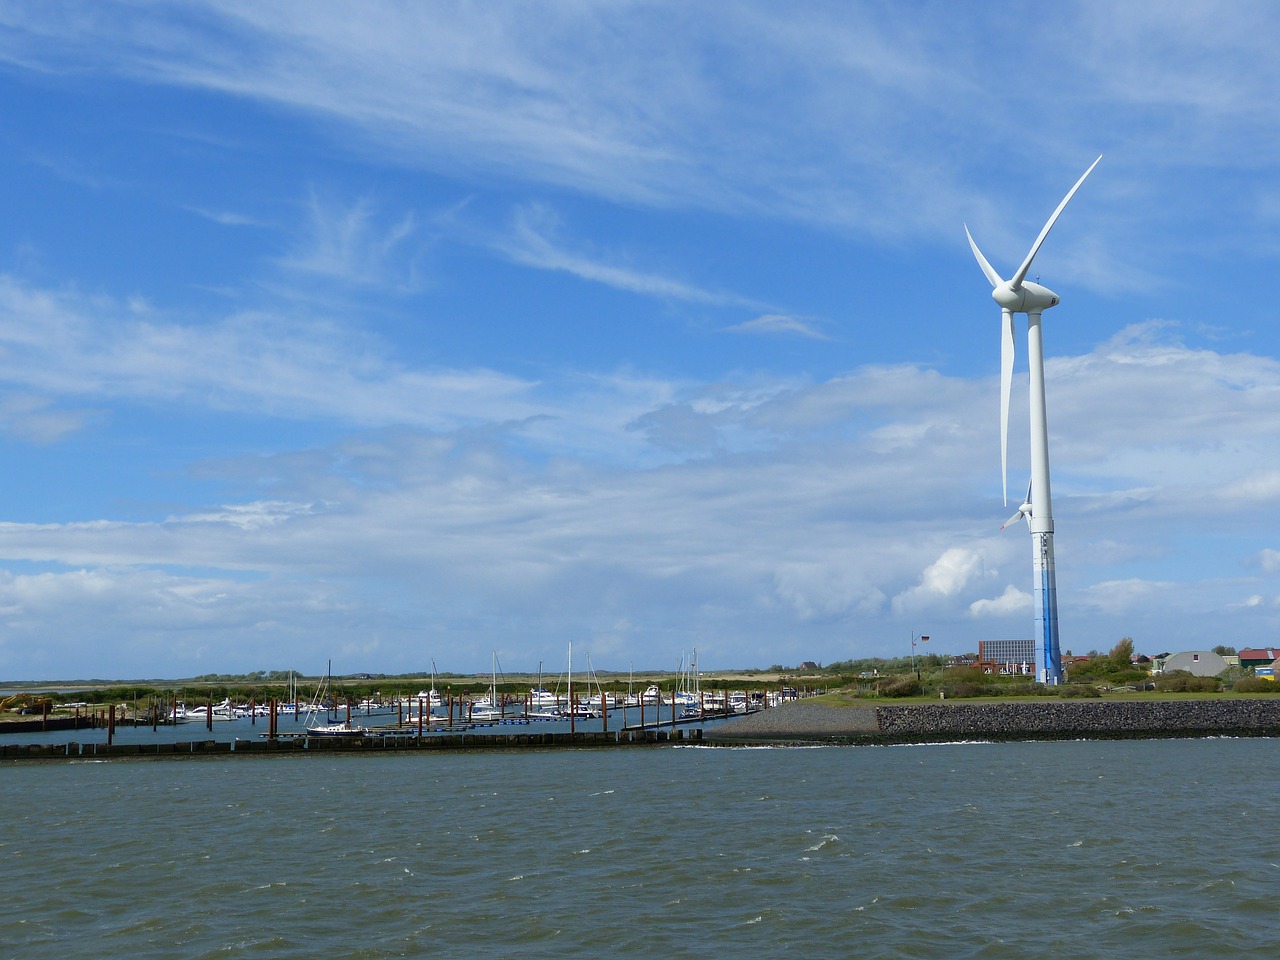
top-left (0, 693), bottom-right (54, 714)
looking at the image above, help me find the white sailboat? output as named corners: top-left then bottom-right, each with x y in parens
top-left (305, 660), bottom-right (368, 736)
top-left (559, 642), bottom-right (598, 719)
top-left (469, 652), bottom-right (510, 722)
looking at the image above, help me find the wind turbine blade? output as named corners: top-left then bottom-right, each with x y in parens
top-left (1000, 308), bottom-right (1014, 505)
top-left (1000, 508), bottom-right (1024, 530)
top-left (1009, 155), bottom-right (1101, 291)
top-left (965, 224), bottom-right (1003, 288)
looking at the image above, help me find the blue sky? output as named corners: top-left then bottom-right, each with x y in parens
top-left (3, 1), bottom-right (1280, 680)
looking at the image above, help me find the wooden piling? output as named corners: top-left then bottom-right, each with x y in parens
top-left (108, 704), bottom-right (115, 745)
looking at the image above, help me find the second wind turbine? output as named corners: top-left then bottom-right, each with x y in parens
top-left (964, 156), bottom-right (1101, 685)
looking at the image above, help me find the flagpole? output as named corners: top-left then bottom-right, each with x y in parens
top-left (910, 633), bottom-right (930, 680)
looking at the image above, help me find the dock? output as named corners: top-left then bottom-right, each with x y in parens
top-left (0, 726), bottom-right (705, 762)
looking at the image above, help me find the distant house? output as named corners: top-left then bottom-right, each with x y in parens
top-left (1238, 648), bottom-right (1280, 670)
top-left (799, 661), bottom-right (820, 671)
top-left (1160, 650), bottom-right (1229, 677)
top-left (1061, 654), bottom-right (1092, 672)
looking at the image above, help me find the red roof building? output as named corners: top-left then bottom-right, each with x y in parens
top-left (1238, 648), bottom-right (1280, 669)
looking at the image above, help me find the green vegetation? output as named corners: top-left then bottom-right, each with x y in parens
top-left (1154, 671), bottom-right (1221, 693)
top-left (1230, 677), bottom-right (1279, 693)
top-left (803, 635), bottom-right (1280, 703)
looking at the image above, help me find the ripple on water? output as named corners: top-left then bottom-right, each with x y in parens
top-left (3, 739), bottom-right (1280, 958)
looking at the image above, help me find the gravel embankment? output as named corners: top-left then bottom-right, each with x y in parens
top-left (706, 698), bottom-right (1280, 744)
top-left (706, 702), bottom-right (881, 741)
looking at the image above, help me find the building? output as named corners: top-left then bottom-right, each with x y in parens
top-left (1239, 648), bottom-right (1280, 670)
top-left (977, 639), bottom-right (1034, 675)
top-left (1159, 650), bottom-right (1228, 677)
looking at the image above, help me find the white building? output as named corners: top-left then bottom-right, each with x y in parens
top-left (1158, 650), bottom-right (1229, 677)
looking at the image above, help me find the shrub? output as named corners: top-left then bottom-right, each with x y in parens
top-left (1057, 684), bottom-right (1102, 698)
top-left (1155, 672), bottom-right (1220, 693)
top-left (876, 677), bottom-right (922, 698)
top-left (1233, 677), bottom-right (1280, 693)
top-left (1004, 683), bottom-right (1046, 697)
top-left (941, 681), bottom-right (986, 698)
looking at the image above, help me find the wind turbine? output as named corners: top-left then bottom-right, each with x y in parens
top-left (965, 155), bottom-right (1100, 685)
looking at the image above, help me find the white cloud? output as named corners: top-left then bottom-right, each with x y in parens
top-left (892, 547), bottom-right (985, 614)
top-left (0, 566), bottom-right (356, 678)
top-left (2, 319), bottom-right (1280, 673)
top-left (0, 393), bottom-right (90, 443)
top-left (0, 274), bottom-right (543, 432)
top-left (495, 204), bottom-right (765, 308)
top-left (277, 191), bottom-right (422, 290)
top-left (969, 584), bottom-right (1032, 617)
top-left (726, 314), bottom-right (830, 340)
top-left (8, 1), bottom-right (1270, 268)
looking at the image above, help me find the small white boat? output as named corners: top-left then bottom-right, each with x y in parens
top-left (413, 689), bottom-right (444, 708)
top-left (168, 703), bottom-right (195, 723)
top-left (306, 720), bottom-right (368, 737)
top-left (529, 687), bottom-right (560, 708)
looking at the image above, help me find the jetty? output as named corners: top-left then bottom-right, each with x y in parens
top-left (703, 697), bottom-right (1280, 745)
top-left (0, 726), bottom-right (706, 761)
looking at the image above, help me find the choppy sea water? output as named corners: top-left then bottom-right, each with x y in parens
top-left (2, 737), bottom-right (1277, 959)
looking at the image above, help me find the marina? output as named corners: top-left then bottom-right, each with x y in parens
top-left (0, 682), bottom-right (806, 760)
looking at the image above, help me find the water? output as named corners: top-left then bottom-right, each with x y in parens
top-left (2, 737), bottom-right (1277, 958)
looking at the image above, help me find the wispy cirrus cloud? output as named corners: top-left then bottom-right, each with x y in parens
top-left (726, 314), bottom-right (831, 340)
top-left (5, 1), bottom-right (1275, 288)
top-left (276, 191), bottom-right (422, 290)
top-left (185, 205), bottom-right (272, 229)
top-left (494, 203), bottom-right (767, 308)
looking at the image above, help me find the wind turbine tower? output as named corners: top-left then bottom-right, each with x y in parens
top-left (965, 156), bottom-right (1100, 685)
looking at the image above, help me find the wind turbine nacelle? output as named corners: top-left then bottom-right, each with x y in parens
top-left (993, 280), bottom-right (1060, 314)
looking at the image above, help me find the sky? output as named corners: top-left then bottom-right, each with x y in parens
top-left (3, 1), bottom-right (1280, 681)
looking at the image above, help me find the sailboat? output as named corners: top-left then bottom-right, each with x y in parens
top-left (469, 652), bottom-right (509, 722)
top-left (305, 660), bottom-right (368, 736)
top-left (526, 661), bottom-right (562, 719)
top-left (408, 660), bottom-right (443, 722)
top-left (559, 642), bottom-right (598, 719)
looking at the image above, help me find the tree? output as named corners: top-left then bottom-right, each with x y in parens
top-left (1110, 637), bottom-right (1135, 670)
top-left (1212, 644), bottom-right (1237, 657)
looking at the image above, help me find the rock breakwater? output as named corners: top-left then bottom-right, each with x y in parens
top-left (706, 698), bottom-right (1280, 745)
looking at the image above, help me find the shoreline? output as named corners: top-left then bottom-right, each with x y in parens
top-left (705, 698), bottom-right (1280, 745)
top-left (7, 698), bottom-right (1280, 760)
